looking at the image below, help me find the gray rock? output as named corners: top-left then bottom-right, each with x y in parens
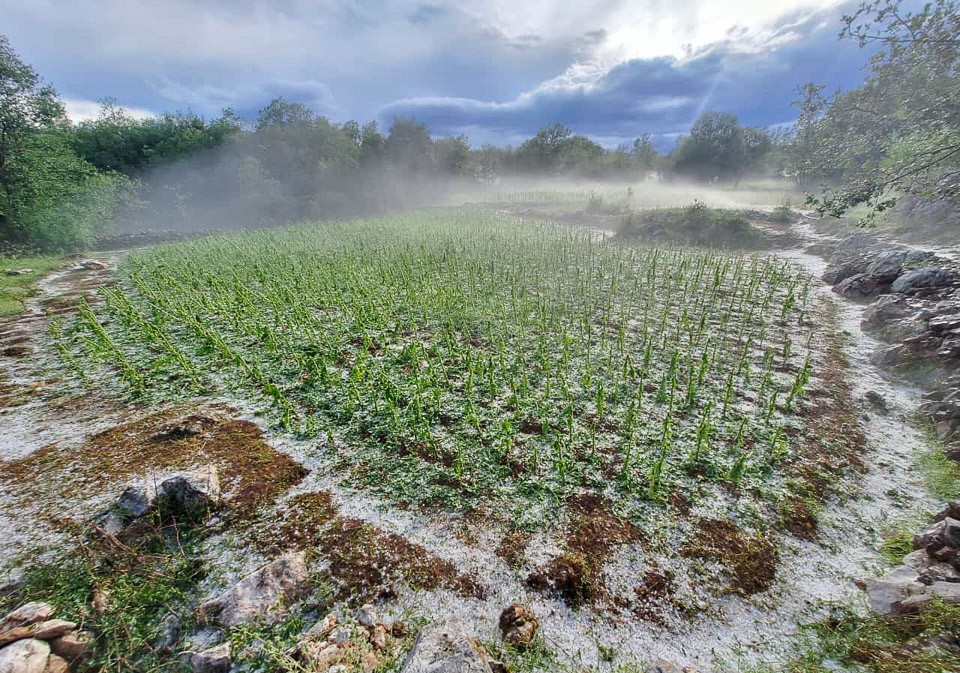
top-left (79, 260), bottom-right (108, 270)
top-left (903, 549), bottom-right (934, 570)
top-left (835, 273), bottom-right (887, 299)
top-left (862, 295), bottom-right (912, 329)
top-left (891, 267), bottom-right (955, 294)
top-left (157, 465), bottom-right (220, 514)
top-left (183, 627), bottom-right (221, 652)
top-left (0, 638), bottom-right (51, 673)
top-left (899, 581), bottom-right (960, 613)
top-left (400, 623), bottom-right (494, 673)
top-left (356, 604), bottom-right (377, 628)
top-left (916, 520), bottom-right (948, 549)
top-left (864, 565), bottom-right (925, 614)
top-left (3, 269), bottom-right (33, 277)
top-left (935, 502), bottom-right (960, 522)
top-left (867, 250), bottom-right (908, 281)
top-left (154, 614), bottom-right (182, 653)
top-left (943, 517), bottom-right (960, 548)
top-left (199, 552), bottom-right (311, 628)
top-left (870, 344), bottom-right (906, 366)
top-left (328, 625), bottom-right (351, 645)
top-left (921, 563), bottom-right (960, 582)
top-left (822, 261), bottom-right (861, 285)
top-left (190, 643), bottom-right (231, 673)
top-left (936, 419), bottom-right (960, 441)
top-left (96, 466), bottom-right (220, 531)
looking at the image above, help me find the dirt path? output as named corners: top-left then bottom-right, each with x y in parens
top-left (0, 253), bottom-right (137, 567)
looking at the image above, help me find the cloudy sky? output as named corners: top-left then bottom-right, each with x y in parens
top-left (1, 0), bottom-right (874, 148)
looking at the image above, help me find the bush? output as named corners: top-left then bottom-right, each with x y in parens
top-left (618, 201), bottom-right (764, 249)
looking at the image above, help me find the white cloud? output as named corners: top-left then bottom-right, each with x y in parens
top-left (62, 98), bottom-right (156, 124)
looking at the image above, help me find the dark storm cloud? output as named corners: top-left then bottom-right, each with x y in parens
top-left (381, 6), bottom-right (871, 147)
top-left (0, 0), bottom-right (869, 145)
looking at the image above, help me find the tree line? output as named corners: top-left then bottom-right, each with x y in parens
top-left (1, 0), bottom-right (957, 251)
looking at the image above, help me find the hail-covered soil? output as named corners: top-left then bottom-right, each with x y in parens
top-left (0, 207), bottom-right (942, 671)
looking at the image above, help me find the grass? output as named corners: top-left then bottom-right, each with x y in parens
top-left (917, 444), bottom-right (960, 501)
top-left (769, 601), bottom-right (960, 673)
top-left (1, 517), bottom-right (206, 673)
top-left (55, 209), bottom-right (818, 519)
top-left (0, 254), bottom-right (65, 317)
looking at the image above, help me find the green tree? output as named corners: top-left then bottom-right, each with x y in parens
top-left (673, 111), bottom-right (746, 182)
top-left (255, 98), bottom-right (314, 130)
top-left (0, 35), bottom-right (65, 239)
top-left (517, 123), bottom-right (573, 171)
top-left (807, 0), bottom-right (960, 219)
top-left (385, 119), bottom-right (435, 173)
top-left (633, 134), bottom-right (659, 174)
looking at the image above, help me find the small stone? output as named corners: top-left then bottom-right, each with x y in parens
top-left (361, 652), bottom-right (378, 672)
top-left (157, 466), bottom-right (220, 515)
top-left (328, 625), bottom-right (351, 645)
top-left (356, 604), bottom-right (377, 628)
top-left (0, 603), bottom-right (56, 633)
top-left (400, 623), bottom-right (494, 673)
top-left (0, 638), bottom-right (51, 673)
top-left (198, 552), bottom-right (311, 628)
top-left (3, 269), bottom-right (33, 276)
top-left (0, 620), bottom-right (77, 647)
top-left (41, 654), bottom-right (69, 673)
top-left (498, 604), bottom-right (538, 649)
top-left (304, 614), bottom-right (337, 639)
top-left (48, 630), bottom-right (92, 661)
top-left (302, 642), bottom-right (339, 668)
top-left (864, 565), bottom-right (925, 614)
top-left (79, 260), bottom-right (108, 270)
top-left (370, 624), bottom-right (388, 651)
top-left (190, 642), bottom-right (231, 673)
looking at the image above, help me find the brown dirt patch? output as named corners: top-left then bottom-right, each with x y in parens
top-left (780, 495), bottom-right (819, 541)
top-left (783, 300), bottom-right (867, 538)
top-left (0, 408), bottom-right (308, 523)
top-left (526, 493), bottom-right (643, 607)
top-left (257, 492), bottom-right (485, 604)
top-left (680, 518), bottom-right (778, 595)
top-left (496, 530), bottom-right (529, 570)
